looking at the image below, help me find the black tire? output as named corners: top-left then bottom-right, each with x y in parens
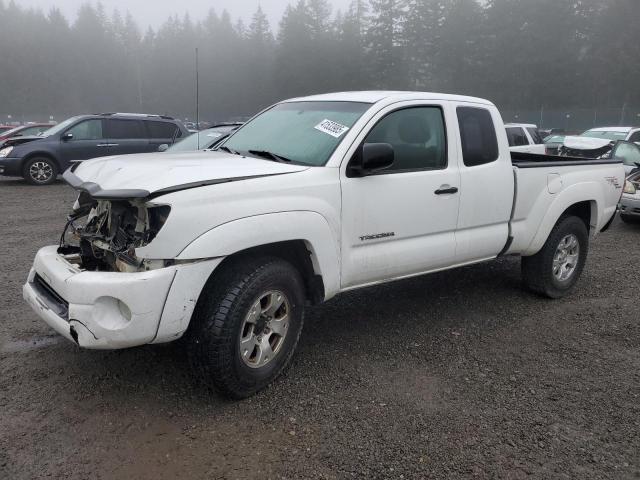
top-left (521, 215), bottom-right (589, 299)
top-left (186, 256), bottom-right (305, 399)
top-left (23, 156), bottom-right (58, 185)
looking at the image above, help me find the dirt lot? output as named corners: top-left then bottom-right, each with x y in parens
top-left (1, 177), bottom-right (639, 479)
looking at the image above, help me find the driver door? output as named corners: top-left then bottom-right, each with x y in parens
top-left (340, 103), bottom-right (460, 288)
top-left (58, 119), bottom-right (109, 163)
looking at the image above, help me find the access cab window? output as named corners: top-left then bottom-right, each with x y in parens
top-left (363, 106), bottom-right (447, 172)
top-left (457, 107), bottom-right (499, 167)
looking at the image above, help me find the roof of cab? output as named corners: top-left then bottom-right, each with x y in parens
top-left (284, 91), bottom-right (494, 106)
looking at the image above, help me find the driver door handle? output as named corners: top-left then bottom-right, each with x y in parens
top-left (434, 186), bottom-right (459, 195)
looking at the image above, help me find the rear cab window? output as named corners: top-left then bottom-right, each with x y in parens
top-left (457, 107), bottom-right (499, 167)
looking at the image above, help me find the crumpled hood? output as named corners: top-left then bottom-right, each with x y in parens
top-left (563, 136), bottom-right (613, 151)
top-left (1, 135), bottom-right (43, 148)
top-left (68, 151), bottom-right (309, 198)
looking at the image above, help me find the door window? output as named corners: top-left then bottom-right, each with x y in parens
top-left (628, 131), bottom-right (640, 143)
top-left (506, 127), bottom-right (528, 147)
top-left (613, 142), bottom-right (640, 167)
top-left (104, 119), bottom-right (145, 139)
top-left (457, 107), bottom-right (499, 167)
top-left (146, 121), bottom-right (179, 139)
top-left (526, 127), bottom-right (543, 144)
top-left (363, 107), bottom-right (447, 172)
top-left (66, 119), bottom-right (103, 140)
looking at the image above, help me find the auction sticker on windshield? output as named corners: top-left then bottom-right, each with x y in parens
top-left (315, 119), bottom-right (350, 138)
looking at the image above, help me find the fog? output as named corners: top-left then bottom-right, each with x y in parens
top-left (18, 0), bottom-right (353, 28)
top-left (1, 0), bottom-right (638, 129)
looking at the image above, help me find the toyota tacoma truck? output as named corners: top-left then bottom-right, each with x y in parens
top-left (23, 91), bottom-right (625, 399)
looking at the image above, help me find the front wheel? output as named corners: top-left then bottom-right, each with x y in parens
top-left (522, 215), bottom-right (589, 299)
top-left (187, 257), bottom-right (305, 399)
top-left (23, 157), bottom-right (58, 185)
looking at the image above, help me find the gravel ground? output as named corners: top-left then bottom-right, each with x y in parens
top-left (1, 177), bottom-right (639, 479)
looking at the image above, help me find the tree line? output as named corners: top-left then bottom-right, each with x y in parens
top-left (0, 0), bottom-right (637, 123)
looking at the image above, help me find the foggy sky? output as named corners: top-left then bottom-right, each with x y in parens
top-left (17, 0), bottom-right (353, 29)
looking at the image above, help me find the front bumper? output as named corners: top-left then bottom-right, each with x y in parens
top-left (23, 246), bottom-right (221, 349)
top-left (0, 157), bottom-right (22, 176)
top-left (620, 194), bottom-right (640, 218)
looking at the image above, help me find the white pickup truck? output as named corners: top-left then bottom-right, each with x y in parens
top-left (505, 123), bottom-right (546, 155)
top-left (24, 91), bottom-right (625, 398)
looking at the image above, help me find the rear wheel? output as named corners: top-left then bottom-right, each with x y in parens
top-left (522, 215), bottom-right (589, 299)
top-left (23, 157), bottom-right (58, 185)
top-left (186, 257), bottom-right (305, 399)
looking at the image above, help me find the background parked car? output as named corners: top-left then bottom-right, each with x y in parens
top-left (505, 123), bottom-right (546, 154)
top-left (620, 169), bottom-right (640, 224)
top-left (610, 140), bottom-right (640, 175)
top-left (0, 113), bottom-right (188, 185)
top-left (560, 126), bottom-right (640, 157)
top-left (162, 123), bottom-right (243, 152)
top-left (543, 134), bottom-right (566, 155)
top-left (0, 125), bottom-right (13, 134)
top-left (0, 123), bottom-right (54, 141)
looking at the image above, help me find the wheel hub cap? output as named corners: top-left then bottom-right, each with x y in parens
top-left (29, 162), bottom-right (53, 182)
top-left (552, 234), bottom-right (580, 282)
top-left (239, 291), bottom-right (290, 369)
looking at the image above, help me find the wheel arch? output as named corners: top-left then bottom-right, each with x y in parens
top-left (524, 184), bottom-right (602, 256)
top-left (22, 151), bottom-right (61, 171)
top-left (177, 211), bottom-right (341, 302)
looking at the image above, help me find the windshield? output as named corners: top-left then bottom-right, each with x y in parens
top-left (0, 125), bottom-right (26, 136)
top-left (39, 116), bottom-right (82, 137)
top-left (166, 126), bottom-right (237, 152)
top-left (222, 101), bottom-right (371, 166)
top-left (581, 130), bottom-right (629, 141)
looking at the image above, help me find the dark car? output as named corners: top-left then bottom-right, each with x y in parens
top-left (0, 125), bottom-right (14, 134)
top-left (0, 113), bottom-right (188, 185)
top-left (0, 123), bottom-right (54, 141)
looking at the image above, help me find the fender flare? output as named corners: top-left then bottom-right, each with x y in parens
top-left (22, 151), bottom-right (60, 171)
top-left (523, 182), bottom-right (604, 256)
top-left (176, 211), bottom-right (341, 299)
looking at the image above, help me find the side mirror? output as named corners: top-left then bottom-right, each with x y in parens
top-left (62, 132), bottom-right (73, 141)
top-left (158, 143), bottom-right (169, 152)
top-left (348, 143), bottom-right (394, 177)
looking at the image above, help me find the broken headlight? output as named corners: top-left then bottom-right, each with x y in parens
top-left (60, 197), bottom-right (171, 272)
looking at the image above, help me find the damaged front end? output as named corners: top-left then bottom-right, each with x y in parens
top-left (59, 191), bottom-right (171, 272)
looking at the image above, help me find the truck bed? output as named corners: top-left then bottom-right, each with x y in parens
top-left (507, 151), bottom-right (623, 256)
top-left (510, 151), bottom-right (622, 168)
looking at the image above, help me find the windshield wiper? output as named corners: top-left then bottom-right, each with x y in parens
top-left (248, 149), bottom-right (292, 163)
top-left (216, 145), bottom-right (240, 155)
